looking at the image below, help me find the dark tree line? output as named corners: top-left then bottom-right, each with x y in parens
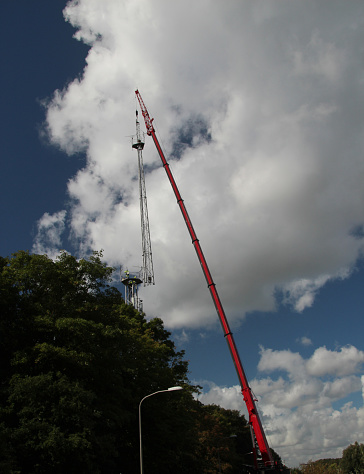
top-left (291, 442), bottom-right (364, 473)
top-left (0, 251), bottom-right (255, 473)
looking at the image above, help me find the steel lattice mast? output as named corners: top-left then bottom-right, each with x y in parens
top-left (132, 111), bottom-right (155, 287)
top-left (135, 90), bottom-right (276, 471)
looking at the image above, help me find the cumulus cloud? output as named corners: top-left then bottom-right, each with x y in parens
top-left (32, 210), bottom-right (67, 259)
top-left (36, 0), bottom-right (364, 329)
top-left (282, 270), bottom-right (350, 312)
top-left (197, 382), bottom-right (243, 412)
top-left (173, 329), bottom-right (189, 345)
top-left (306, 346), bottom-right (364, 377)
top-left (298, 336), bottom-right (313, 346)
top-left (31, 2), bottom-right (364, 466)
top-left (292, 30), bottom-right (346, 82)
top-left (197, 344), bottom-right (364, 467)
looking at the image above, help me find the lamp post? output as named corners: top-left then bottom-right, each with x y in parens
top-left (139, 386), bottom-right (183, 474)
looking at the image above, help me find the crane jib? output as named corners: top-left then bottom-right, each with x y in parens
top-left (135, 90), bottom-right (277, 471)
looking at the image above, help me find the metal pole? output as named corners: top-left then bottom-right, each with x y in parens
top-left (138, 387), bottom-right (182, 474)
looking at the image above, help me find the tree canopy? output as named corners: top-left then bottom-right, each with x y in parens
top-left (341, 442), bottom-right (364, 474)
top-left (0, 251), bottom-right (253, 473)
top-left (0, 251), bottom-right (197, 472)
top-left (292, 442), bottom-right (364, 474)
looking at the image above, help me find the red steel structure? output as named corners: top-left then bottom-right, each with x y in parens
top-left (135, 90), bottom-right (280, 471)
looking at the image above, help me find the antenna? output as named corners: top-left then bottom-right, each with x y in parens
top-left (132, 111), bottom-right (155, 287)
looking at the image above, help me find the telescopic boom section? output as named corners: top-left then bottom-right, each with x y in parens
top-left (135, 90), bottom-right (274, 469)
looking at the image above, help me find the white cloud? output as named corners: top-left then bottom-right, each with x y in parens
top-left (37, 0), bottom-right (364, 328)
top-left (298, 336), bottom-right (313, 346)
top-left (281, 270), bottom-right (350, 312)
top-left (196, 382), bottom-right (243, 412)
top-left (32, 210), bottom-right (67, 259)
top-left (173, 329), bottom-right (189, 345)
top-left (32, 2), bottom-right (364, 466)
top-left (197, 344), bottom-right (364, 467)
top-left (292, 31), bottom-right (346, 82)
top-left (306, 346), bottom-right (364, 377)
top-left (258, 347), bottom-right (306, 381)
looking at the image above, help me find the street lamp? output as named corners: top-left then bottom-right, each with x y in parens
top-left (139, 386), bottom-right (183, 474)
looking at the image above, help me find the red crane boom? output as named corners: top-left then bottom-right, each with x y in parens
top-left (135, 90), bottom-right (275, 471)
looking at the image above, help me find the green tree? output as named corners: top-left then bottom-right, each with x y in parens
top-left (341, 442), bottom-right (364, 474)
top-left (0, 251), bottom-right (199, 473)
top-left (298, 459), bottom-right (342, 473)
top-left (195, 403), bottom-right (252, 473)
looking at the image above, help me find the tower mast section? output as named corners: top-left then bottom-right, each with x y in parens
top-left (132, 111), bottom-right (155, 286)
top-left (135, 90), bottom-right (275, 470)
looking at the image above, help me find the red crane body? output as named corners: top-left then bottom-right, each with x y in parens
top-left (135, 90), bottom-right (276, 470)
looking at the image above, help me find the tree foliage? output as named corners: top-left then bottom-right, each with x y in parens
top-left (341, 442), bottom-right (364, 474)
top-left (0, 250), bottom-right (259, 473)
top-left (0, 251), bottom-right (197, 473)
top-left (195, 403), bottom-right (251, 473)
top-left (295, 458), bottom-right (342, 473)
top-left (293, 442), bottom-right (364, 474)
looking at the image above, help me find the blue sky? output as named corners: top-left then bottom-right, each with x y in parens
top-left (2, 0), bottom-right (364, 468)
top-left (1, 1), bottom-right (88, 253)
